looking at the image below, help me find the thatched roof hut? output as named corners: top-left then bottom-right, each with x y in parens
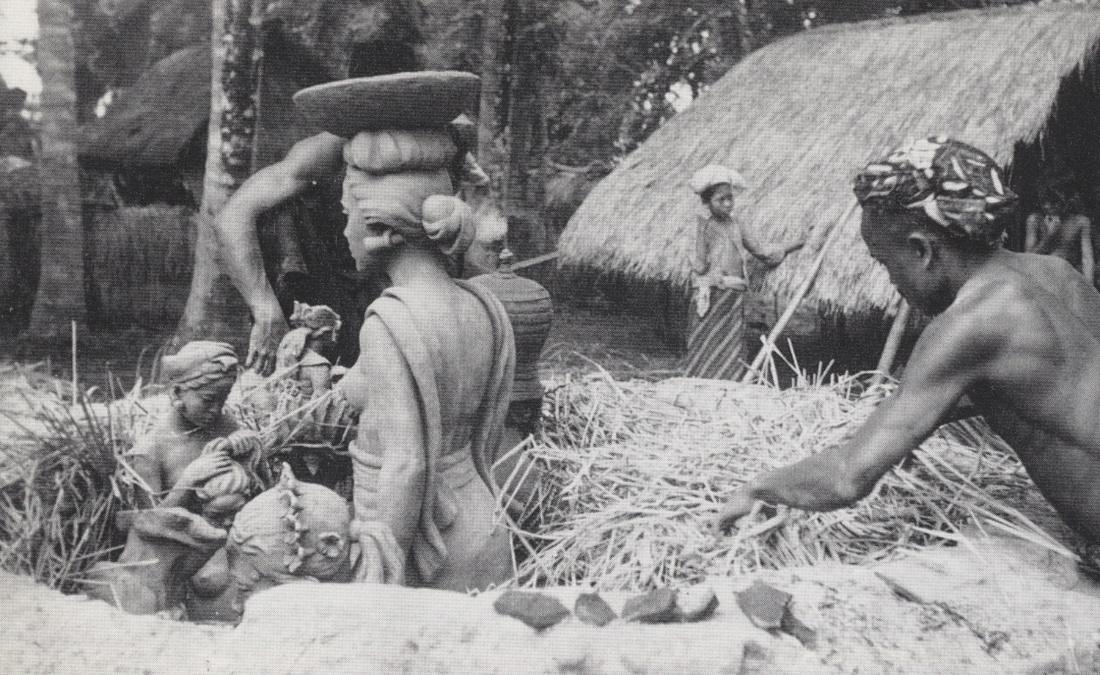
top-left (560, 4), bottom-right (1100, 315)
top-left (80, 30), bottom-right (332, 204)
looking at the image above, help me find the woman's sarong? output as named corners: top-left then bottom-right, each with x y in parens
top-left (682, 287), bottom-right (745, 380)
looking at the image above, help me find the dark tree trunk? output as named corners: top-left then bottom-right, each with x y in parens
top-left (502, 0), bottom-right (548, 260)
top-left (731, 0), bottom-right (754, 58)
top-left (29, 0), bottom-right (86, 338)
top-left (477, 0), bottom-right (507, 176)
top-left (175, 0), bottom-right (263, 349)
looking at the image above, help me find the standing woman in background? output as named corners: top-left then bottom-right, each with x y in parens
top-left (683, 165), bottom-right (802, 380)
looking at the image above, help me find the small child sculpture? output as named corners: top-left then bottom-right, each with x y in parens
top-left (275, 302), bottom-right (342, 397)
top-left (126, 341), bottom-right (261, 512)
top-left (111, 341), bottom-right (262, 620)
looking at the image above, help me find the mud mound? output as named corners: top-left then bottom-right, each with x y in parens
top-left (3, 534), bottom-right (1099, 673)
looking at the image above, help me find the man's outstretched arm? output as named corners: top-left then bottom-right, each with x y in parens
top-left (215, 132), bottom-right (345, 374)
top-left (715, 313), bottom-right (984, 531)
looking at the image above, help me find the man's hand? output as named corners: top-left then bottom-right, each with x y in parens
top-left (247, 311), bottom-right (289, 375)
top-left (712, 487), bottom-right (758, 534)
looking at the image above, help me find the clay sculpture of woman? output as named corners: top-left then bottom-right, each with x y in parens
top-left (292, 72), bottom-right (515, 591)
top-left (99, 342), bottom-right (262, 618)
top-left (339, 190), bottom-right (515, 591)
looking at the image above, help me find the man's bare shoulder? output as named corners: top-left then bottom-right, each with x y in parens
top-left (918, 259), bottom-right (1052, 363)
top-left (942, 252), bottom-right (1097, 350)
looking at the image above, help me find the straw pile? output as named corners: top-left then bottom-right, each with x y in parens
top-left (503, 373), bottom-right (1071, 591)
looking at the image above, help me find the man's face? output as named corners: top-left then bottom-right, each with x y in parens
top-left (174, 376), bottom-right (235, 429)
top-left (463, 206), bottom-right (508, 277)
top-left (860, 210), bottom-right (951, 314)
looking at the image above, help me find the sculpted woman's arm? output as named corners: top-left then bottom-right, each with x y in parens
top-left (125, 434), bottom-right (164, 509)
top-left (356, 317), bottom-right (426, 554)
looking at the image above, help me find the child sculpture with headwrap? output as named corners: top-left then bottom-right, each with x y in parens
top-left (126, 341), bottom-right (262, 521)
top-left (293, 72), bottom-right (516, 591)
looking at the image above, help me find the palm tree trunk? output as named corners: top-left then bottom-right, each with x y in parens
top-left (503, 0), bottom-right (548, 259)
top-left (29, 0), bottom-right (85, 337)
top-left (175, 0), bottom-right (263, 348)
top-left (477, 0), bottom-right (507, 174)
top-left (731, 0), bottom-right (754, 58)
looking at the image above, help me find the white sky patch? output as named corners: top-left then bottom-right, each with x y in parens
top-left (0, 0), bottom-right (37, 43)
top-left (0, 53), bottom-right (40, 101)
top-left (0, 0), bottom-right (39, 104)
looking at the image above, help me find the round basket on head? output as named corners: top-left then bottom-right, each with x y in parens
top-left (293, 71), bottom-right (480, 137)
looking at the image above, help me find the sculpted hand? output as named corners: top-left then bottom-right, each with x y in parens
top-left (350, 520), bottom-right (405, 585)
top-left (247, 311), bottom-right (289, 376)
top-left (179, 450), bottom-right (233, 488)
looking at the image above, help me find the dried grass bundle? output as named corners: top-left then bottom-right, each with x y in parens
top-left (0, 382), bottom-right (150, 592)
top-left (502, 372), bottom-right (1071, 591)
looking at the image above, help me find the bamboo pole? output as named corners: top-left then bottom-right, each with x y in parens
top-left (870, 300), bottom-right (911, 387)
top-left (71, 320), bottom-right (77, 405)
top-left (512, 250), bottom-right (560, 271)
top-left (741, 198), bottom-right (859, 383)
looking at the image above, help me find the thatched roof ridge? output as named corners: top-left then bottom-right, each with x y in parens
top-left (80, 44), bottom-right (210, 167)
top-left (560, 3), bottom-right (1100, 314)
top-left (81, 31), bottom-right (333, 168)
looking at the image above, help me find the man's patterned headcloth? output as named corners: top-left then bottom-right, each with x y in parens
top-left (853, 137), bottom-right (1017, 247)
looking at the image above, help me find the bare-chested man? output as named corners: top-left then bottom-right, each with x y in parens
top-left (714, 137), bottom-right (1100, 545)
top-left (1026, 195), bottom-right (1095, 283)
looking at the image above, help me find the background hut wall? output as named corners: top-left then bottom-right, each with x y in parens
top-left (86, 205), bottom-right (195, 330)
top-left (554, 263), bottom-right (911, 378)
